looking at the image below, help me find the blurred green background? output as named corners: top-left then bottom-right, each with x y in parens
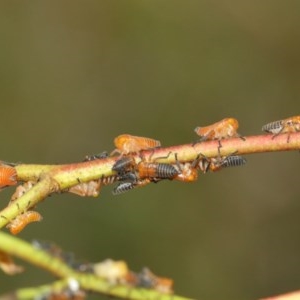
top-left (0, 1), bottom-right (300, 299)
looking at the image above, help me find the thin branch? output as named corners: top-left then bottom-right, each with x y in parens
top-left (0, 231), bottom-right (193, 300)
top-left (2, 279), bottom-right (70, 299)
top-left (0, 133), bottom-right (299, 230)
top-left (0, 176), bottom-right (57, 229)
top-left (0, 231), bottom-right (74, 277)
top-left (15, 132), bottom-right (300, 183)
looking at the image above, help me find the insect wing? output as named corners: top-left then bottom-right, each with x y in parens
top-left (0, 165), bottom-right (17, 189)
top-left (114, 134), bottom-right (161, 154)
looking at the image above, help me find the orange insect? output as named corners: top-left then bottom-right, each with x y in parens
top-left (114, 158), bottom-right (178, 178)
top-left (0, 250), bottom-right (24, 275)
top-left (112, 162), bottom-right (178, 195)
top-left (68, 176), bottom-right (117, 197)
top-left (113, 134), bottom-right (161, 155)
top-left (137, 162), bottom-right (178, 180)
top-left (0, 163), bottom-right (17, 190)
top-left (175, 163), bottom-right (198, 182)
top-left (262, 115), bottom-right (300, 142)
top-left (194, 118), bottom-right (243, 143)
top-left (174, 155), bottom-right (199, 182)
top-left (93, 259), bottom-right (130, 285)
top-left (68, 180), bottom-right (102, 197)
top-left (10, 181), bottom-right (35, 202)
top-left (6, 211), bottom-right (43, 235)
top-left (112, 154), bottom-right (178, 195)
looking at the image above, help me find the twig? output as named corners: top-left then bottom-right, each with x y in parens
top-left (1, 133), bottom-right (300, 229)
top-left (0, 231), bottom-right (194, 300)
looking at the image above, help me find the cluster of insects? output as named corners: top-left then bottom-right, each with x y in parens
top-left (70, 119), bottom-right (248, 197)
top-left (110, 117), bottom-right (247, 195)
top-left (92, 259), bottom-right (174, 294)
top-left (0, 115), bottom-right (299, 235)
top-left (31, 240), bottom-right (174, 297)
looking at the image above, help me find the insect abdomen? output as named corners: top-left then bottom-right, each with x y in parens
top-left (138, 163), bottom-right (178, 179)
top-left (222, 156), bottom-right (247, 168)
top-left (112, 182), bottom-right (135, 195)
top-left (262, 120), bottom-right (283, 134)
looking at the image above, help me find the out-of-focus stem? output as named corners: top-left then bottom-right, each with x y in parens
top-left (0, 231), bottom-right (194, 300)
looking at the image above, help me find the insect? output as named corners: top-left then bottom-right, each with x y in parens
top-left (68, 180), bottom-right (102, 197)
top-left (93, 259), bottom-right (130, 285)
top-left (39, 289), bottom-right (86, 300)
top-left (175, 163), bottom-right (198, 182)
top-left (68, 176), bottom-right (117, 197)
top-left (198, 154), bottom-right (246, 173)
top-left (6, 211), bottom-right (43, 235)
top-left (112, 156), bottom-right (135, 174)
top-left (112, 154), bottom-right (178, 195)
top-left (262, 115), bottom-right (300, 142)
top-left (135, 267), bottom-right (173, 294)
top-left (0, 250), bottom-right (24, 275)
top-left (83, 151), bottom-right (108, 161)
top-left (113, 134), bottom-right (161, 155)
top-left (112, 162), bottom-right (178, 195)
top-left (194, 118), bottom-right (242, 142)
top-left (10, 181), bottom-right (35, 202)
top-left (174, 154), bottom-right (199, 182)
top-left (112, 181), bottom-right (137, 195)
top-left (38, 278), bottom-right (85, 300)
top-left (221, 155), bottom-right (247, 168)
top-left (32, 239), bottom-right (65, 258)
top-left (137, 162), bottom-right (179, 180)
top-left (112, 178), bottom-right (151, 195)
top-left (32, 240), bottom-right (92, 272)
top-left (0, 163), bottom-right (17, 190)
top-left (117, 171), bottom-right (138, 183)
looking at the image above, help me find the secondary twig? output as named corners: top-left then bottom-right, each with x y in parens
top-left (0, 231), bottom-right (193, 300)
